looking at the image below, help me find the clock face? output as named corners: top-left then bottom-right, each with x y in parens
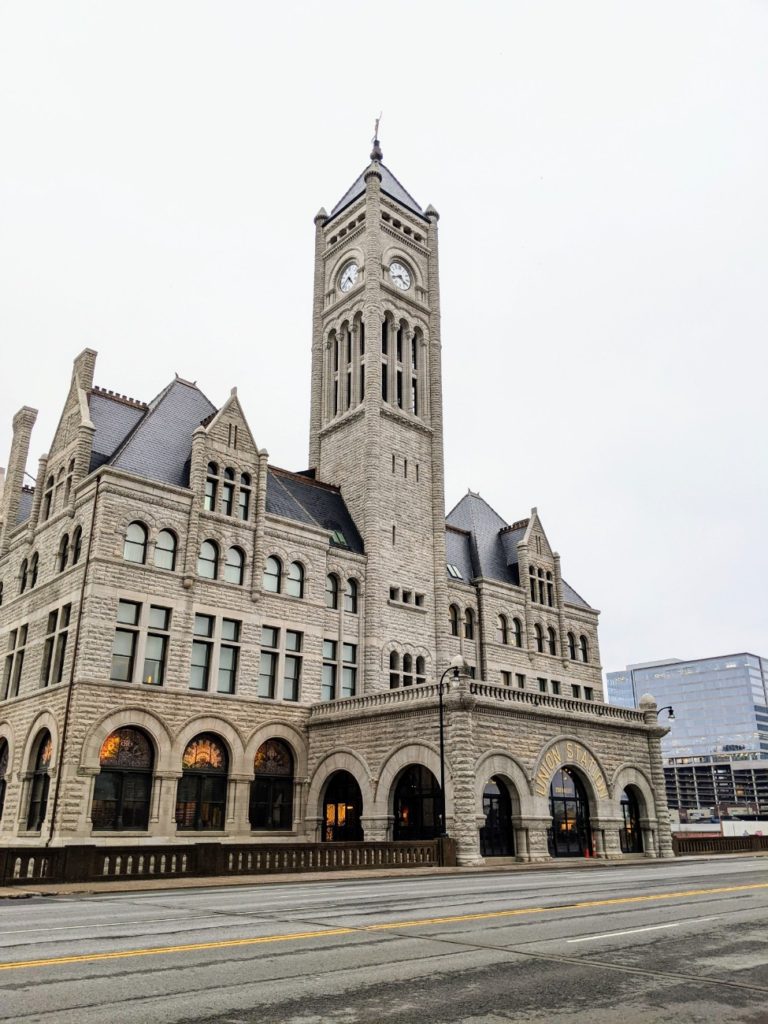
top-left (389, 261), bottom-right (411, 291)
top-left (339, 262), bottom-right (359, 292)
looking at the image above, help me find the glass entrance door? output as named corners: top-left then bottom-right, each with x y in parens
top-left (548, 767), bottom-right (592, 857)
top-left (393, 765), bottom-right (442, 840)
top-left (619, 788), bottom-right (644, 853)
top-left (480, 778), bottom-right (515, 857)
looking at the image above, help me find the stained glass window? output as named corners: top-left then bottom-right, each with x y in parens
top-left (99, 728), bottom-right (153, 769)
top-left (253, 739), bottom-right (293, 776)
top-left (182, 734), bottom-right (228, 772)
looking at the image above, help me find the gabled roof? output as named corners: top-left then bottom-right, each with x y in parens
top-left (109, 379), bottom-right (217, 487)
top-left (329, 162), bottom-right (425, 221)
top-left (445, 491), bottom-right (591, 607)
top-left (266, 468), bottom-right (364, 554)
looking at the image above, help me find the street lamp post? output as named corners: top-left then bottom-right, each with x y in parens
top-left (656, 705), bottom-right (675, 721)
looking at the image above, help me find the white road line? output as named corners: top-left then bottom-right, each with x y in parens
top-left (567, 917), bottom-right (718, 943)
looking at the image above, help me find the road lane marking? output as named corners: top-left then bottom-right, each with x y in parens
top-left (0, 881), bottom-right (765, 972)
top-left (567, 915), bottom-right (720, 943)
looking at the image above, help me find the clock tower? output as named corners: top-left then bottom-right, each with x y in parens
top-left (308, 137), bottom-right (450, 691)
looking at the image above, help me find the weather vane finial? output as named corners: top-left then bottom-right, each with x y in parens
top-left (370, 112), bottom-right (383, 162)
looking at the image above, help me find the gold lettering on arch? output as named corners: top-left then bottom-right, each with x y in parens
top-left (534, 741), bottom-right (608, 800)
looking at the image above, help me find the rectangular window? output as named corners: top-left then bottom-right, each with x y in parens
top-left (396, 369), bottom-right (403, 408)
top-left (572, 683), bottom-right (582, 699)
top-left (259, 625), bottom-right (279, 698)
top-left (42, 604), bottom-right (72, 688)
top-left (551, 680), bottom-right (561, 696)
top-left (516, 673), bottom-right (526, 689)
top-left (204, 479), bottom-right (216, 511)
top-left (284, 653), bottom-right (301, 701)
top-left (538, 677), bottom-right (548, 693)
top-left (381, 362), bottom-right (388, 403)
top-left (322, 639), bottom-right (337, 701)
top-left (584, 686), bottom-right (594, 701)
top-left (190, 613), bottom-right (241, 693)
top-left (218, 619), bottom-right (240, 695)
top-left (501, 671), bottom-right (511, 687)
top-left (342, 643), bottom-right (357, 698)
top-left (111, 601), bottom-right (141, 682)
top-left (2, 625), bottom-right (28, 700)
top-left (143, 605), bottom-right (170, 685)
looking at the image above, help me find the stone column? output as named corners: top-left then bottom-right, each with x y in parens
top-left (639, 818), bottom-right (657, 858)
top-left (553, 552), bottom-right (570, 670)
top-left (445, 673), bottom-right (483, 865)
top-left (517, 540), bottom-right (535, 666)
top-left (593, 818), bottom-right (623, 859)
top-left (361, 815), bottom-right (390, 842)
top-left (640, 694), bottom-right (675, 858)
top-left (308, 208), bottom-right (328, 469)
top-left (524, 816), bottom-right (553, 862)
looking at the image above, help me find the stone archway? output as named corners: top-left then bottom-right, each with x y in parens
top-left (532, 738), bottom-right (610, 860)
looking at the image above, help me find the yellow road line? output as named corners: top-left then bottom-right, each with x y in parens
top-left (0, 881), bottom-right (766, 973)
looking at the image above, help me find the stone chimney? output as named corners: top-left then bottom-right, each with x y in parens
top-left (0, 406), bottom-right (38, 555)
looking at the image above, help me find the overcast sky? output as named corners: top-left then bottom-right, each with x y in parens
top-left (1, 1), bottom-right (766, 678)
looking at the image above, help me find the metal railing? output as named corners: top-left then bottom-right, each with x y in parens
top-left (672, 834), bottom-right (768, 856)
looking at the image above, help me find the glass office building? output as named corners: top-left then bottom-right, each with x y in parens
top-left (607, 653), bottom-right (768, 764)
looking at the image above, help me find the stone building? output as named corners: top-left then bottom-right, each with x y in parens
top-left (0, 140), bottom-right (673, 865)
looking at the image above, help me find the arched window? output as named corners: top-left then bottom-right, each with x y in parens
top-left (71, 526), bottom-right (83, 565)
top-left (65, 458), bottom-right (75, 504)
top-left (496, 615), bottom-right (508, 645)
top-left (389, 651), bottom-right (400, 689)
top-left (123, 522), bottom-right (148, 564)
top-left (29, 552), bottom-right (39, 588)
top-left (250, 739), bottom-right (294, 831)
top-left (325, 574), bottom-right (339, 609)
top-left (534, 623), bottom-right (544, 653)
top-left (91, 727), bottom-right (154, 831)
top-left (221, 468), bottom-right (235, 517)
top-left (42, 475), bottom-right (54, 521)
top-left (224, 546), bottom-right (245, 585)
top-left (546, 571), bottom-right (554, 607)
top-left (568, 632), bottom-right (577, 660)
top-left (344, 578), bottom-right (358, 614)
top-left (0, 738), bottom-right (8, 822)
top-left (403, 654), bottom-right (413, 687)
top-left (416, 656), bottom-right (426, 685)
top-left (204, 462), bottom-right (219, 512)
top-left (154, 529), bottom-right (177, 570)
top-left (56, 534), bottom-right (70, 574)
top-left (512, 617), bottom-right (523, 647)
top-left (263, 555), bottom-right (281, 592)
top-left (323, 770), bottom-right (364, 842)
top-left (579, 635), bottom-right (589, 663)
top-left (547, 627), bottom-right (557, 655)
top-left (464, 608), bottom-right (475, 640)
top-left (286, 561), bottom-right (304, 598)
top-left (27, 731), bottom-right (52, 831)
top-left (449, 605), bottom-right (460, 637)
top-left (238, 473), bottom-right (251, 521)
top-left (19, 558), bottom-right (28, 594)
top-left (175, 734), bottom-right (228, 831)
top-left (197, 540), bottom-right (219, 579)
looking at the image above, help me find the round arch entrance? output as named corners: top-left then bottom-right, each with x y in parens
top-left (548, 767), bottom-right (592, 857)
top-left (480, 777), bottom-right (515, 857)
top-left (619, 786), bottom-right (644, 853)
top-left (393, 765), bottom-right (442, 840)
top-left (323, 770), bottom-right (364, 842)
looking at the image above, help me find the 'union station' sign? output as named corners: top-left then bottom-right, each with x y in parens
top-left (534, 741), bottom-right (608, 799)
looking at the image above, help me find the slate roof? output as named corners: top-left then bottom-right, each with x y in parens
top-left (445, 491), bottom-right (591, 608)
top-left (329, 163), bottom-right (426, 221)
top-left (16, 487), bottom-right (34, 525)
top-left (109, 379), bottom-right (217, 487)
top-left (266, 468), bottom-right (364, 555)
top-left (88, 391), bottom-right (147, 472)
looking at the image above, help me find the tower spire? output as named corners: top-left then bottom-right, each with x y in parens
top-left (370, 113), bottom-right (383, 162)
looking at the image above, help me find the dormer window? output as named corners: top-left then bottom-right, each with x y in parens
top-left (447, 564), bottom-right (462, 580)
top-left (330, 529), bottom-right (348, 548)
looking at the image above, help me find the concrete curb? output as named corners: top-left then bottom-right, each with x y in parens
top-left (2, 851), bottom-right (766, 899)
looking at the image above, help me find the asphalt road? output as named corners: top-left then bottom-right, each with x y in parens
top-left (1, 857), bottom-right (767, 1024)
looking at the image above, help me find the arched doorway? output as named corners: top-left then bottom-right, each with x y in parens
top-left (175, 733), bottom-right (228, 831)
top-left (619, 787), bottom-right (644, 853)
top-left (323, 770), bottom-right (363, 842)
top-left (250, 739), bottom-right (294, 830)
top-left (393, 765), bottom-right (441, 840)
top-left (548, 767), bottom-right (592, 857)
top-left (0, 738), bottom-right (8, 823)
top-left (91, 727), bottom-right (154, 831)
top-left (480, 777), bottom-right (515, 857)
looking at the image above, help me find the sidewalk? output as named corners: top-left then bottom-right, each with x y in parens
top-left (2, 851), bottom-right (766, 899)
